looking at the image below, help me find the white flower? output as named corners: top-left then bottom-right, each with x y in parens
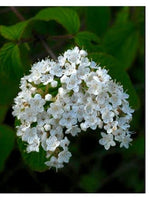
top-left (47, 103), bottom-right (64, 119)
top-left (58, 150), bottom-right (72, 163)
top-left (22, 127), bottom-right (38, 144)
top-left (40, 74), bottom-right (54, 85)
top-left (96, 68), bottom-right (110, 83)
top-left (115, 133), bottom-right (133, 149)
top-left (64, 46), bottom-right (80, 64)
top-left (50, 63), bottom-right (63, 77)
top-left (50, 126), bottom-right (63, 140)
top-left (45, 94), bottom-right (52, 101)
top-left (66, 73), bottom-right (81, 92)
top-left (22, 107), bottom-right (37, 122)
top-left (59, 111), bottom-right (77, 128)
top-left (30, 94), bottom-right (46, 112)
top-left (87, 77), bottom-right (102, 95)
top-left (66, 125), bottom-right (81, 136)
top-left (60, 137), bottom-right (70, 149)
top-left (101, 108), bottom-right (114, 123)
top-left (77, 65), bottom-right (90, 80)
top-left (104, 121), bottom-right (118, 134)
top-left (46, 136), bottom-right (60, 151)
top-left (12, 46), bottom-right (134, 170)
top-left (26, 137), bottom-right (40, 153)
top-left (51, 80), bottom-right (58, 88)
top-left (80, 49), bottom-right (87, 57)
top-left (45, 156), bottom-right (64, 170)
top-left (99, 132), bottom-right (116, 150)
top-left (64, 63), bottom-right (76, 76)
top-left (44, 124), bottom-right (51, 131)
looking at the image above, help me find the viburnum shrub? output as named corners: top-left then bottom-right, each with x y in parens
top-left (12, 46), bottom-right (134, 170)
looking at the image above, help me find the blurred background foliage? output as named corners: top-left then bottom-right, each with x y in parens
top-left (0, 6), bottom-right (145, 193)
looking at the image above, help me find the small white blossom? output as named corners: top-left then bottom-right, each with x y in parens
top-left (115, 133), bottom-right (133, 149)
top-left (45, 156), bottom-right (64, 170)
top-left (99, 132), bottom-right (116, 150)
top-left (51, 80), bottom-right (58, 88)
top-left (60, 137), bottom-right (70, 150)
top-left (58, 150), bottom-right (72, 163)
top-left (66, 125), bottom-right (81, 136)
top-left (45, 94), bottom-right (52, 101)
top-left (46, 136), bottom-right (60, 151)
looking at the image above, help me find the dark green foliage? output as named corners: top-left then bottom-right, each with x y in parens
top-left (0, 6), bottom-right (145, 193)
top-left (0, 42), bottom-right (24, 77)
top-left (0, 21), bottom-right (28, 41)
top-left (34, 7), bottom-right (80, 34)
top-left (0, 125), bottom-right (15, 172)
top-left (17, 138), bottom-right (49, 172)
top-left (75, 31), bottom-right (102, 52)
top-left (85, 7), bottom-right (111, 37)
top-left (103, 22), bottom-right (139, 69)
top-left (0, 105), bottom-right (8, 123)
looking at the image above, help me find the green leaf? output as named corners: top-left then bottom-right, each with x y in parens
top-left (17, 138), bottom-right (49, 172)
top-left (103, 22), bottom-right (139, 69)
top-left (0, 8), bottom-right (80, 41)
top-left (0, 105), bottom-right (8, 123)
top-left (0, 21), bottom-right (28, 41)
top-left (75, 31), bottom-right (102, 52)
top-left (89, 52), bottom-right (140, 109)
top-left (115, 7), bottom-right (130, 25)
top-left (0, 125), bottom-right (15, 172)
top-left (85, 7), bottom-right (111, 37)
top-left (0, 42), bottom-right (24, 77)
top-left (0, 73), bottom-right (18, 105)
top-left (34, 7), bottom-right (80, 34)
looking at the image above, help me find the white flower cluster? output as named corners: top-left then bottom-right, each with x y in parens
top-left (12, 46), bottom-right (134, 170)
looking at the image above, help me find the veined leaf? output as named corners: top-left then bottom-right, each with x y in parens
top-left (0, 42), bottom-right (24, 77)
top-left (75, 31), bottom-right (102, 52)
top-left (103, 22), bottom-right (139, 69)
top-left (0, 42), bottom-right (25, 104)
top-left (0, 7), bottom-right (80, 42)
top-left (17, 138), bottom-right (49, 172)
top-left (0, 125), bottom-right (15, 172)
top-left (34, 7), bottom-right (80, 34)
top-left (89, 52), bottom-right (140, 109)
top-left (0, 72), bottom-right (18, 105)
top-left (0, 21), bottom-right (28, 41)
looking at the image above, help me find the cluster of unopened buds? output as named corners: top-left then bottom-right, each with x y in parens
top-left (12, 46), bottom-right (134, 170)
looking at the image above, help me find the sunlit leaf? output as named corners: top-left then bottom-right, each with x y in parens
top-left (35, 7), bottom-right (80, 34)
top-left (0, 21), bottom-right (28, 41)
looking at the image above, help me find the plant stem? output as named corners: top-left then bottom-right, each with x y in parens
top-left (10, 7), bottom-right (25, 21)
top-left (10, 6), bottom-right (56, 60)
